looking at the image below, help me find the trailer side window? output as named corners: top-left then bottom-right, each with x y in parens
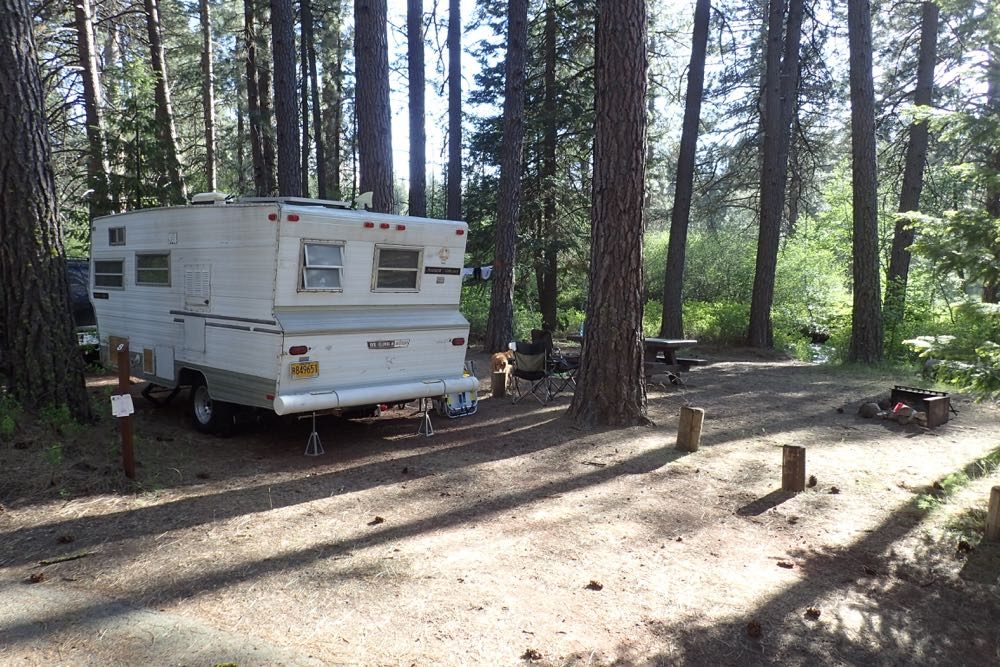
top-left (108, 227), bottom-right (126, 246)
top-left (136, 253), bottom-right (170, 286)
top-left (94, 259), bottom-right (124, 288)
top-left (302, 242), bottom-right (344, 290)
top-left (373, 246), bottom-right (421, 291)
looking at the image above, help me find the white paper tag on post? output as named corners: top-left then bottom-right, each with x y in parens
top-left (110, 394), bottom-right (135, 418)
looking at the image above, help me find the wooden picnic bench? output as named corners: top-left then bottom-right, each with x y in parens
top-left (567, 335), bottom-right (705, 377)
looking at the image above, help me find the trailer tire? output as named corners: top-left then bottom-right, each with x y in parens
top-left (189, 378), bottom-right (235, 436)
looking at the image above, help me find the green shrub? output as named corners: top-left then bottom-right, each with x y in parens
top-left (0, 392), bottom-right (20, 440)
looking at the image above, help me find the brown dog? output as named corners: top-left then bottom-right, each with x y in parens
top-left (490, 350), bottom-right (513, 373)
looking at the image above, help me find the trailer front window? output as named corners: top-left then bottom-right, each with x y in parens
top-left (136, 253), bottom-right (170, 286)
top-left (302, 242), bottom-right (344, 290)
top-left (373, 246), bottom-right (421, 291)
top-left (94, 259), bottom-right (124, 288)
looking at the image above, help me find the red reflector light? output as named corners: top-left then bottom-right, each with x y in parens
top-left (379, 222), bottom-right (390, 229)
top-left (396, 224), bottom-right (406, 231)
top-left (363, 221), bottom-right (374, 228)
top-left (456, 229), bottom-right (465, 235)
top-left (451, 337), bottom-right (465, 346)
top-left (266, 394), bottom-right (274, 401)
top-left (289, 345), bottom-right (308, 355)
top-left (287, 214), bottom-right (300, 222)
top-left (267, 213), bottom-right (277, 221)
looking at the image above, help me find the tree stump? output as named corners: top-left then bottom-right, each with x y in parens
top-left (491, 370), bottom-right (507, 399)
top-left (782, 445), bottom-right (806, 492)
top-left (676, 406), bottom-right (704, 452)
top-left (986, 486), bottom-right (1000, 542)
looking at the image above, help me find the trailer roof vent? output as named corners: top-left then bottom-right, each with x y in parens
top-left (191, 191), bottom-right (229, 205)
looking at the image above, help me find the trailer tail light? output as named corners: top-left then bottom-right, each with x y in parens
top-left (363, 221), bottom-right (375, 228)
top-left (396, 224), bottom-right (406, 231)
top-left (451, 337), bottom-right (465, 346)
top-left (287, 214), bottom-right (300, 222)
top-left (268, 213), bottom-right (278, 221)
top-left (266, 394), bottom-right (274, 401)
top-left (379, 223), bottom-right (390, 229)
top-left (288, 345), bottom-right (308, 355)
top-left (456, 229), bottom-right (465, 235)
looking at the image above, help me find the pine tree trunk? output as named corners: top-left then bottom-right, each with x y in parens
top-left (408, 0), bottom-right (427, 217)
top-left (885, 1), bottom-right (939, 321)
top-left (538, 0), bottom-right (558, 333)
top-left (300, 9), bottom-right (311, 198)
top-left (483, 0), bottom-right (528, 353)
top-left (660, 0), bottom-right (710, 338)
top-left (446, 0), bottom-right (462, 221)
top-left (355, 0), bottom-right (394, 213)
top-left (270, 0), bottom-right (301, 197)
top-left (847, 0), bottom-right (884, 363)
top-left (73, 0), bottom-right (111, 217)
top-left (257, 0), bottom-right (278, 196)
top-left (102, 25), bottom-right (124, 210)
top-left (320, 1), bottom-right (344, 199)
top-left (302, 0), bottom-right (325, 199)
top-left (244, 0), bottom-right (267, 195)
top-left (143, 0), bottom-right (187, 204)
top-left (984, 43), bottom-right (1000, 303)
top-left (747, 0), bottom-right (802, 348)
top-left (0, 0), bottom-right (91, 420)
top-left (568, 0), bottom-right (648, 428)
top-left (200, 0), bottom-right (217, 192)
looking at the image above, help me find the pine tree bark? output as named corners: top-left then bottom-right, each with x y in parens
top-left (885, 1), bottom-right (939, 322)
top-left (0, 0), bottom-right (91, 420)
top-left (355, 0), bottom-right (394, 212)
top-left (257, 0), bottom-right (278, 195)
top-left (301, 0), bottom-right (326, 198)
top-left (847, 0), bottom-right (884, 363)
top-left (300, 8), bottom-right (311, 198)
top-left (983, 39), bottom-right (1000, 303)
top-left (483, 0), bottom-right (528, 353)
top-left (660, 0), bottom-right (710, 338)
top-left (747, 0), bottom-right (803, 347)
top-left (270, 0), bottom-right (301, 197)
top-left (143, 0), bottom-right (187, 204)
top-left (568, 0), bottom-right (648, 427)
top-left (446, 0), bottom-right (462, 221)
top-left (73, 0), bottom-right (111, 217)
top-left (408, 0), bottom-right (427, 216)
top-left (200, 0), bottom-right (217, 192)
top-left (244, 0), bottom-right (267, 195)
top-left (537, 0), bottom-right (559, 333)
top-left (320, 2), bottom-right (344, 199)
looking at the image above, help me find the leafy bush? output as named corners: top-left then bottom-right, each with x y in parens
top-left (682, 300), bottom-right (750, 345)
top-left (0, 391), bottom-right (19, 440)
top-left (903, 302), bottom-right (1000, 398)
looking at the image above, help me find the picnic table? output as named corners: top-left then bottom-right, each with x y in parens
top-left (566, 335), bottom-right (703, 376)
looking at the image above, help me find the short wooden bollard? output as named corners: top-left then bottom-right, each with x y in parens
top-left (676, 406), bottom-right (704, 452)
top-left (782, 445), bottom-right (806, 492)
top-left (491, 370), bottom-right (507, 399)
top-left (986, 486), bottom-right (1000, 542)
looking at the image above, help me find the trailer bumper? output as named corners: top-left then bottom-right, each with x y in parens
top-left (272, 375), bottom-right (480, 416)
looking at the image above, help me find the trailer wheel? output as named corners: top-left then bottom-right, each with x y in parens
top-left (189, 378), bottom-right (234, 436)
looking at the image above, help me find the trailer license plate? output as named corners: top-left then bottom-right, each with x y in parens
top-left (290, 361), bottom-right (319, 379)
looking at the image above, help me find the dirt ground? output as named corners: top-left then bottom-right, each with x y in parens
top-left (1, 349), bottom-right (999, 666)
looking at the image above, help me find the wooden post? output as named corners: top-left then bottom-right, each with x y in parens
top-left (986, 486), bottom-right (1000, 542)
top-left (782, 445), bottom-right (806, 492)
top-left (116, 343), bottom-right (136, 480)
top-left (676, 406), bottom-right (704, 452)
top-left (491, 370), bottom-right (507, 399)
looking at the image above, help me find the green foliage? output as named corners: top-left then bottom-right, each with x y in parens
top-left (0, 391), bottom-right (20, 440)
top-left (681, 300), bottom-right (750, 345)
top-left (460, 284), bottom-right (542, 343)
top-left (39, 404), bottom-right (77, 436)
top-left (903, 302), bottom-right (1000, 397)
top-left (910, 208), bottom-right (1000, 298)
top-left (915, 448), bottom-right (1000, 512)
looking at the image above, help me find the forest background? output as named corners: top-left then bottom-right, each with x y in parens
top-left (19, 0), bottom-right (1000, 398)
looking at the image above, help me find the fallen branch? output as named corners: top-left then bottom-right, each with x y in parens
top-left (39, 551), bottom-right (96, 566)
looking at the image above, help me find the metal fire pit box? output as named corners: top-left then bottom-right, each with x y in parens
top-left (890, 386), bottom-right (951, 428)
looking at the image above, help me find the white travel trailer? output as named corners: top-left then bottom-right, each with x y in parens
top-left (89, 194), bottom-right (478, 434)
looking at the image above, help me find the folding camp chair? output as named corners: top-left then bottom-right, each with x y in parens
top-left (531, 329), bottom-right (579, 397)
top-left (509, 339), bottom-right (551, 405)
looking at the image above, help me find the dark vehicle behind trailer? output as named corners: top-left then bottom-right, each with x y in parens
top-left (67, 258), bottom-right (99, 362)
